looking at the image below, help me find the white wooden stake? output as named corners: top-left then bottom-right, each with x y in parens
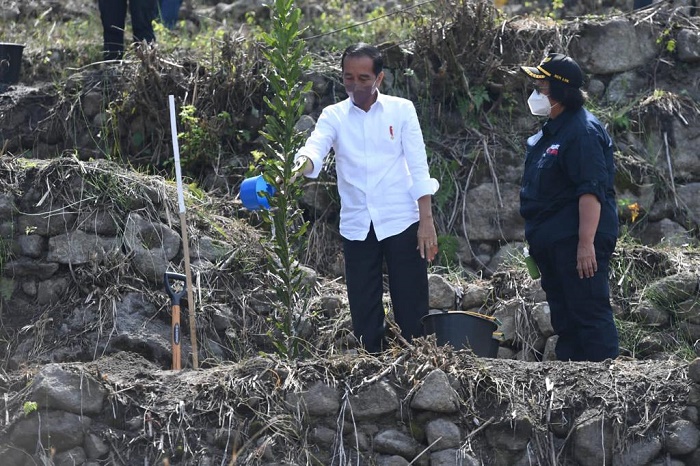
top-left (168, 94), bottom-right (199, 369)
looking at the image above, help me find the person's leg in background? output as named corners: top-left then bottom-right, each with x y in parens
top-left (633, 0), bottom-right (653, 10)
top-left (343, 224), bottom-right (386, 353)
top-left (564, 234), bottom-right (619, 361)
top-left (159, 0), bottom-right (183, 29)
top-left (531, 241), bottom-right (577, 361)
top-left (98, 0), bottom-right (128, 60)
top-left (537, 235), bottom-right (619, 362)
top-left (383, 222), bottom-right (429, 344)
top-left (129, 0), bottom-right (157, 46)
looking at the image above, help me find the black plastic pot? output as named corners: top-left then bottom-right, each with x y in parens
top-left (489, 336), bottom-right (500, 357)
top-left (422, 311), bottom-right (499, 357)
top-left (0, 43), bottom-right (25, 84)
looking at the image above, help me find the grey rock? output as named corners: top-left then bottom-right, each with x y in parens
top-left (192, 235), bottom-right (232, 263)
top-left (459, 282), bottom-right (490, 310)
top-left (31, 363), bottom-right (106, 415)
top-left (613, 435), bottom-right (662, 466)
top-left (374, 429), bottom-right (420, 459)
top-left (663, 122), bottom-right (700, 180)
top-left (47, 230), bottom-right (119, 265)
top-left (639, 219), bottom-right (696, 247)
top-left (107, 292), bottom-right (183, 367)
top-left (425, 418), bottom-right (461, 451)
top-left (643, 272), bottom-right (698, 307)
top-left (210, 305), bottom-right (235, 332)
top-left (677, 28), bottom-right (700, 63)
top-left (682, 405), bottom-right (699, 425)
top-left (294, 114), bottom-right (316, 137)
top-left (376, 455), bottom-right (410, 466)
top-left (80, 90), bottom-right (103, 119)
top-left (491, 302), bottom-right (517, 345)
top-left (636, 332), bottom-right (679, 358)
top-left (677, 183), bottom-right (700, 226)
top-left (0, 220), bottom-right (14, 239)
top-left (411, 369), bottom-right (460, 414)
top-left (648, 459), bottom-right (684, 466)
top-left (2, 257), bottom-right (59, 279)
top-left (0, 193), bottom-right (15, 218)
top-left (84, 432), bottom-right (110, 459)
top-left (17, 234), bottom-right (45, 258)
top-left (455, 237), bottom-right (474, 266)
top-left (432, 449), bottom-right (480, 466)
top-left (123, 212), bottom-right (181, 285)
top-left (289, 381), bottom-right (340, 417)
top-left (17, 208), bottom-right (78, 237)
top-left (688, 358), bottom-right (700, 383)
top-left (428, 274), bottom-right (457, 309)
top-left (54, 446), bottom-right (87, 466)
top-left (542, 335), bottom-right (558, 361)
top-left (488, 242), bottom-right (521, 274)
top-left (571, 409), bottom-right (612, 466)
top-left (320, 295), bottom-right (343, 319)
top-left (586, 78), bottom-right (606, 99)
top-left (688, 384), bottom-right (700, 408)
top-left (77, 210), bottom-right (120, 236)
top-left (531, 302), bottom-right (554, 337)
top-left (37, 276), bottom-right (70, 305)
top-left (664, 419), bottom-right (700, 455)
top-left (629, 300), bottom-right (670, 327)
top-left (308, 425), bottom-right (336, 446)
top-left (9, 410), bottom-right (90, 452)
top-left (462, 183), bottom-right (523, 242)
top-left (606, 71), bottom-right (646, 104)
top-left (674, 298), bottom-right (700, 324)
top-left (300, 181), bottom-right (335, 217)
top-left (571, 19), bottom-right (657, 74)
top-left (349, 380), bottom-right (399, 420)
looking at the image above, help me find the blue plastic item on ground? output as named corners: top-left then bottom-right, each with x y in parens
top-left (240, 175), bottom-right (275, 210)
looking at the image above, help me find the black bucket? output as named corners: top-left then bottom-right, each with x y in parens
top-left (422, 311), bottom-right (499, 357)
top-left (0, 43), bottom-right (25, 84)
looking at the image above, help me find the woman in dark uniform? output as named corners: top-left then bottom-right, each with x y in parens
top-left (519, 53), bottom-right (619, 362)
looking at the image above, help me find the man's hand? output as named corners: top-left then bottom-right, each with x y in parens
top-left (291, 156), bottom-right (312, 183)
top-left (417, 195), bottom-right (438, 261)
top-left (417, 219), bottom-right (438, 262)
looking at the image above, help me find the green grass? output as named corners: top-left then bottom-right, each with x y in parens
top-left (0, 8), bottom-right (245, 81)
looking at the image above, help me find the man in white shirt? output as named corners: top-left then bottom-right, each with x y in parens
top-left (294, 43), bottom-right (440, 353)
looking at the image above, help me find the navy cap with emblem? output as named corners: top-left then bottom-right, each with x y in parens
top-left (520, 53), bottom-right (583, 88)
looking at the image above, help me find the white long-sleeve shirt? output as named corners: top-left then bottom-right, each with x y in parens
top-left (297, 92), bottom-right (439, 241)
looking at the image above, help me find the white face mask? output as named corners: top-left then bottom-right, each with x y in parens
top-left (527, 89), bottom-right (552, 116)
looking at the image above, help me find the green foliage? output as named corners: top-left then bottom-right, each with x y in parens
top-left (436, 235), bottom-right (460, 267)
top-left (303, 1), bottom-right (432, 52)
top-left (23, 401), bottom-right (38, 416)
top-left (656, 28), bottom-right (677, 54)
top-left (176, 105), bottom-right (232, 174)
top-left (0, 14), bottom-right (104, 79)
top-left (429, 151), bottom-right (461, 213)
top-left (609, 236), bottom-right (673, 307)
top-left (616, 318), bottom-right (696, 361)
top-left (549, 0), bottom-right (564, 19)
top-left (457, 85), bottom-right (491, 128)
top-left (257, 0), bottom-right (313, 359)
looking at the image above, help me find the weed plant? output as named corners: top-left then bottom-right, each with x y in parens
top-left (257, 0), bottom-right (313, 359)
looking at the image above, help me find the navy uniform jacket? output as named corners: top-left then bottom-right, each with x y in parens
top-left (520, 107), bottom-right (618, 249)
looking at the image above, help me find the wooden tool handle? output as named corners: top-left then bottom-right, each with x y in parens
top-left (172, 304), bottom-right (181, 370)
